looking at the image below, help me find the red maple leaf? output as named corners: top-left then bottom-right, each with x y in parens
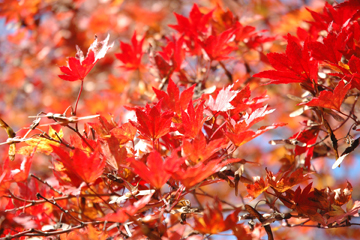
top-left (289, 128), bottom-right (319, 168)
top-left (51, 145), bottom-right (105, 185)
top-left (229, 86), bottom-right (270, 119)
top-left (178, 100), bottom-right (205, 139)
top-left (154, 54), bottom-right (173, 80)
top-left (194, 200), bottom-right (241, 234)
top-left (253, 34), bottom-right (318, 87)
top-left (100, 194), bottom-right (153, 223)
top-left (182, 132), bottom-right (227, 164)
top-left (287, 183), bottom-right (326, 225)
top-left (245, 31), bottom-right (275, 50)
top-left (226, 106), bottom-right (285, 147)
top-left (130, 101), bottom-right (174, 141)
top-left (152, 78), bottom-right (195, 115)
top-left (299, 80), bottom-right (351, 111)
top-left (168, 159), bottom-right (222, 189)
top-left (200, 28), bottom-right (238, 61)
top-left (307, 32), bottom-right (345, 66)
top-left (167, 158), bottom-right (242, 189)
top-left (169, 4), bottom-right (214, 55)
top-left (0, 157), bottom-right (13, 194)
top-left (129, 151), bottom-right (184, 189)
top-left (10, 156), bottom-right (33, 183)
top-left (68, 148), bottom-right (105, 184)
top-left (306, 1), bottom-right (360, 33)
top-left (156, 36), bottom-right (185, 73)
top-left (115, 31), bottom-right (145, 71)
top-left (346, 55), bottom-right (360, 90)
top-left (59, 34), bottom-right (114, 81)
top-left (169, 4), bottom-right (213, 39)
top-left (110, 122), bottom-right (137, 145)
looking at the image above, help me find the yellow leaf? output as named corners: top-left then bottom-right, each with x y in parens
top-left (17, 127), bottom-right (63, 155)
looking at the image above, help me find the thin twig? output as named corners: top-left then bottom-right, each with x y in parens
top-left (219, 61), bottom-right (233, 83)
top-left (31, 174), bottom-right (65, 195)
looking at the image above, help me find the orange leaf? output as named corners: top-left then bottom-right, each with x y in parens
top-left (194, 200), bottom-right (240, 234)
top-left (245, 177), bottom-right (269, 199)
top-left (266, 168), bottom-right (312, 193)
top-left (111, 122), bottom-right (137, 145)
top-left (299, 80), bottom-right (351, 111)
top-left (130, 151), bottom-right (184, 189)
top-left (182, 133), bottom-right (227, 164)
top-left (169, 159), bottom-right (223, 189)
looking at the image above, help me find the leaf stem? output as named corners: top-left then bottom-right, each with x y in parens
top-left (73, 80), bottom-right (84, 116)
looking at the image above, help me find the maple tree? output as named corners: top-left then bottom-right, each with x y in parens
top-left (1, 0), bottom-right (360, 239)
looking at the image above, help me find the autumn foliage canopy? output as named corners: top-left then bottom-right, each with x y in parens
top-left (2, 0), bottom-right (360, 239)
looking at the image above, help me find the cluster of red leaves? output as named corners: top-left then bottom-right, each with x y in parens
top-left (1, 0), bottom-right (360, 239)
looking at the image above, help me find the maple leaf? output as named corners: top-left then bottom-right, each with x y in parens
top-left (50, 146), bottom-right (84, 187)
top-left (129, 151), bottom-right (184, 189)
top-left (307, 32), bottom-right (344, 66)
top-left (193, 200), bottom-right (241, 234)
top-left (59, 34), bottom-right (114, 81)
top-left (156, 36), bottom-right (185, 73)
top-left (299, 80), bottom-right (351, 111)
top-left (228, 85), bottom-right (252, 114)
top-left (110, 122), bottom-right (137, 145)
top-left (307, 1), bottom-right (360, 33)
top-left (327, 200), bottom-right (360, 225)
top-left (169, 159), bottom-right (223, 189)
top-left (253, 34), bottom-right (318, 86)
top-left (178, 100), bottom-right (205, 139)
top-left (10, 156), bottom-right (33, 182)
top-left (51, 145), bottom-right (105, 185)
top-left (345, 55), bottom-right (360, 90)
top-left (100, 194), bottom-right (153, 223)
top-left (208, 84), bottom-right (239, 112)
top-left (152, 78), bottom-right (195, 115)
top-left (226, 106), bottom-right (285, 147)
top-left (266, 168), bottom-right (312, 193)
top-left (17, 126), bottom-right (64, 155)
top-left (245, 176), bottom-right (269, 199)
top-left (182, 133), bottom-right (227, 164)
top-left (0, 158), bottom-right (12, 194)
top-left (277, 183), bottom-right (326, 225)
top-left (200, 28), bottom-right (238, 61)
top-left (130, 101), bottom-right (174, 141)
top-left (70, 148), bottom-right (105, 184)
top-left (288, 128), bottom-right (319, 168)
top-left (169, 4), bottom-right (213, 39)
top-left (245, 31), bottom-right (276, 50)
top-left (169, 4), bottom-right (214, 55)
top-left (115, 31), bottom-right (145, 70)
top-left (229, 86), bottom-right (271, 120)
top-left (154, 54), bottom-right (173, 80)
